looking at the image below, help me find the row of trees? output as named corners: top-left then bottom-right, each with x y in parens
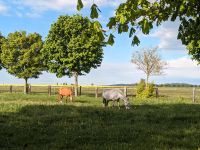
top-left (0, 15), bottom-right (105, 95)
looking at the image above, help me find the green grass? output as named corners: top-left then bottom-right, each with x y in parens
top-left (1, 93), bottom-right (200, 149)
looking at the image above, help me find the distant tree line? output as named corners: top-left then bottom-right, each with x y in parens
top-left (111, 83), bottom-right (200, 87)
top-left (157, 83), bottom-right (200, 87)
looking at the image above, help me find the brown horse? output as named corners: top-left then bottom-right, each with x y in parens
top-left (57, 87), bottom-right (74, 103)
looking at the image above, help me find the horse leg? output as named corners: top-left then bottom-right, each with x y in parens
top-left (60, 95), bottom-right (63, 103)
top-left (112, 100), bottom-right (115, 107)
top-left (57, 94), bottom-right (60, 102)
top-left (117, 99), bottom-right (120, 109)
top-left (106, 100), bottom-right (109, 107)
top-left (103, 98), bottom-right (107, 107)
top-left (57, 94), bottom-right (62, 103)
top-left (70, 95), bottom-right (73, 102)
top-left (66, 96), bottom-right (68, 103)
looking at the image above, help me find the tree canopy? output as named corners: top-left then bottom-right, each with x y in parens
top-left (42, 15), bottom-right (105, 96)
top-left (0, 32), bottom-right (5, 70)
top-left (1, 31), bottom-right (44, 94)
top-left (77, 0), bottom-right (200, 62)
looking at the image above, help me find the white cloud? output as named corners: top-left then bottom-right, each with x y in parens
top-left (80, 62), bottom-right (142, 85)
top-left (166, 57), bottom-right (200, 79)
top-left (0, 2), bottom-right (8, 14)
top-left (150, 21), bottom-right (186, 51)
top-left (3, 0), bottom-right (126, 17)
top-left (11, 0), bottom-right (125, 16)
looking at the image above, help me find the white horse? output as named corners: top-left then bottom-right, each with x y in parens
top-left (102, 89), bottom-right (130, 109)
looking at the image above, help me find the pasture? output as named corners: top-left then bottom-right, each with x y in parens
top-left (0, 87), bottom-right (200, 149)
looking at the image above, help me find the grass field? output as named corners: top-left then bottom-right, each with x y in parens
top-left (1, 93), bottom-right (200, 149)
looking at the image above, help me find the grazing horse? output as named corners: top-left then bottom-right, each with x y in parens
top-left (102, 89), bottom-right (130, 109)
top-left (57, 87), bottom-right (73, 103)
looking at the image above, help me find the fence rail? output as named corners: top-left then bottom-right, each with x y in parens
top-left (0, 85), bottom-right (199, 101)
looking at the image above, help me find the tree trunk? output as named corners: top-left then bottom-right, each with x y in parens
top-left (146, 75), bottom-right (149, 87)
top-left (24, 78), bottom-right (28, 94)
top-left (74, 72), bottom-right (78, 97)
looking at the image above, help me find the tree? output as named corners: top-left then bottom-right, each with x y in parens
top-left (131, 47), bottom-right (167, 86)
top-left (0, 32), bottom-right (5, 70)
top-left (42, 15), bottom-right (105, 97)
top-left (1, 31), bottom-right (44, 94)
top-left (187, 40), bottom-right (200, 63)
top-left (77, 0), bottom-right (200, 63)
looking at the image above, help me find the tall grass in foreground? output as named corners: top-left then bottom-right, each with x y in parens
top-left (0, 93), bottom-right (200, 150)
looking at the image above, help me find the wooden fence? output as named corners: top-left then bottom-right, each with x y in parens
top-left (0, 85), bottom-right (199, 101)
top-left (0, 85), bottom-right (134, 97)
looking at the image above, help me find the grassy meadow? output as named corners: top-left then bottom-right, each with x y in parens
top-left (0, 88), bottom-right (200, 149)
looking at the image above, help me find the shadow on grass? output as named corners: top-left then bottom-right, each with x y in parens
top-left (1, 104), bottom-right (200, 150)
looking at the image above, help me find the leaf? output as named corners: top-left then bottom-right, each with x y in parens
top-left (129, 27), bottom-right (136, 38)
top-left (119, 15), bottom-right (126, 24)
top-left (132, 36), bottom-right (140, 46)
top-left (107, 34), bottom-right (115, 46)
top-left (93, 21), bottom-right (102, 32)
top-left (138, 0), bottom-right (143, 5)
top-left (77, 0), bottom-right (83, 11)
top-left (180, 4), bottom-right (185, 12)
top-left (171, 13), bottom-right (177, 21)
top-left (122, 24), bottom-right (129, 32)
top-left (90, 4), bottom-right (99, 19)
top-left (143, 19), bottom-right (149, 34)
top-left (97, 31), bottom-right (105, 42)
top-left (107, 17), bottom-right (116, 29)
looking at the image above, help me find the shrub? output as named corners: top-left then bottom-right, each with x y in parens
top-left (136, 79), bottom-right (145, 97)
top-left (142, 83), bottom-right (155, 98)
top-left (136, 79), bottom-right (155, 98)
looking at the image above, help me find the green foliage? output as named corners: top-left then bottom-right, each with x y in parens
top-left (110, 0), bottom-right (200, 48)
top-left (0, 32), bottom-right (5, 70)
top-left (136, 80), bottom-right (155, 98)
top-left (1, 31), bottom-right (44, 94)
top-left (42, 15), bottom-right (105, 78)
top-left (1, 31), bottom-right (44, 80)
top-left (187, 40), bottom-right (200, 63)
top-left (136, 79), bottom-right (145, 96)
top-left (107, 34), bottom-right (115, 46)
top-left (90, 4), bottom-right (100, 19)
top-left (77, 0), bottom-right (83, 11)
top-left (77, 0), bottom-right (200, 62)
top-left (142, 83), bottom-right (155, 98)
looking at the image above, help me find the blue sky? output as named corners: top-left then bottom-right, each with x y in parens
top-left (0, 0), bottom-right (199, 85)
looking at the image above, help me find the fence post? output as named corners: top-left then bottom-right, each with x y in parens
top-left (79, 86), bottom-right (82, 96)
top-left (95, 87), bottom-right (98, 98)
top-left (48, 85), bottom-right (51, 96)
top-left (155, 87), bottom-right (159, 98)
top-left (193, 87), bottom-right (196, 103)
top-left (124, 86), bottom-right (127, 97)
top-left (72, 86), bottom-right (75, 96)
top-left (53, 86), bottom-right (56, 95)
top-left (9, 85), bottom-right (12, 93)
top-left (29, 85), bottom-right (31, 94)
